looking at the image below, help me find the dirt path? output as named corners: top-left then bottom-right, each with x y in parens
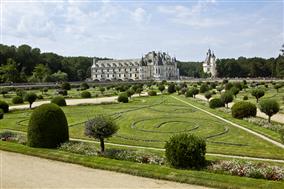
top-left (195, 94), bottom-right (284, 124)
top-left (172, 96), bottom-right (284, 149)
top-left (9, 93), bottom-right (147, 110)
top-left (0, 151), bottom-right (210, 189)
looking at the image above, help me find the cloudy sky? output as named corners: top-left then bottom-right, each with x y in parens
top-left (1, 0), bottom-right (283, 61)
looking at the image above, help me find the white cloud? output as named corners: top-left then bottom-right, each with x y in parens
top-left (130, 7), bottom-right (151, 25)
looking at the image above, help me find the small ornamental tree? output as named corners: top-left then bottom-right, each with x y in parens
top-left (0, 88), bottom-right (8, 97)
top-left (231, 101), bottom-right (257, 119)
top-left (0, 101), bottom-right (9, 113)
top-left (81, 91), bottom-right (91, 98)
top-left (230, 87), bottom-right (240, 97)
top-left (191, 88), bottom-right (199, 98)
top-left (221, 92), bottom-right (234, 108)
top-left (165, 133), bottom-right (206, 169)
top-left (27, 103), bottom-right (69, 148)
top-left (259, 99), bottom-right (280, 123)
top-left (158, 84), bottom-right (165, 93)
top-left (40, 87), bottom-right (48, 95)
top-left (225, 82), bottom-right (233, 91)
top-left (204, 91), bottom-right (212, 101)
top-left (61, 82), bottom-right (71, 90)
top-left (167, 83), bottom-right (176, 94)
top-left (185, 90), bottom-right (193, 97)
top-left (85, 115), bottom-right (119, 153)
top-left (251, 89), bottom-right (265, 103)
top-left (216, 86), bottom-right (224, 94)
top-left (99, 87), bottom-right (106, 94)
top-left (24, 93), bottom-right (37, 109)
top-left (126, 89), bottom-right (135, 98)
top-left (274, 84), bottom-right (282, 93)
top-left (148, 90), bottom-right (157, 96)
top-left (135, 87), bottom-right (143, 96)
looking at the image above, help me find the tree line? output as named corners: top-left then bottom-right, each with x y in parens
top-left (0, 44), bottom-right (109, 83)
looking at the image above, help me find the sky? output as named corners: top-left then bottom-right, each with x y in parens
top-left (1, 0), bottom-right (283, 61)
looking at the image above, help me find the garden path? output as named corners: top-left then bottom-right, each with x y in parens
top-left (0, 150), bottom-right (211, 189)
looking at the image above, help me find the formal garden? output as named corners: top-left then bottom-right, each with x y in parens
top-left (1, 80), bottom-right (284, 189)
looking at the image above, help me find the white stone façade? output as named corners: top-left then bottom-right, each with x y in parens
top-left (203, 49), bottom-right (217, 78)
top-left (91, 51), bottom-right (179, 81)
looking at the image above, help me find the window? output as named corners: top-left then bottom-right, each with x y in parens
top-left (95, 75), bottom-right (97, 78)
top-left (119, 74), bottom-right (121, 77)
top-left (130, 68), bottom-right (132, 71)
top-left (130, 73), bottom-right (132, 77)
top-left (107, 74), bottom-right (109, 77)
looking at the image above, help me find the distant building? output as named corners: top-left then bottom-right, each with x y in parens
top-left (203, 49), bottom-right (217, 78)
top-left (91, 51), bottom-right (179, 81)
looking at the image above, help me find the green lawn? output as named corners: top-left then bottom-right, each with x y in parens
top-left (1, 95), bottom-right (284, 159)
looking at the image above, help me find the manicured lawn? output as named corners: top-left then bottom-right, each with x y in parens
top-left (1, 95), bottom-right (284, 159)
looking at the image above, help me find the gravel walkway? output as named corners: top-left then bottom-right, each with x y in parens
top-left (0, 151), bottom-right (211, 189)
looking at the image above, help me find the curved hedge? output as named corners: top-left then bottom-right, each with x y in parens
top-left (231, 101), bottom-right (257, 119)
top-left (27, 103), bottom-right (69, 148)
top-left (209, 98), bottom-right (224, 109)
top-left (0, 101), bottom-right (9, 113)
top-left (12, 96), bottom-right (23, 104)
top-left (81, 91), bottom-right (91, 98)
top-left (51, 96), bottom-right (67, 106)
top-left (165, 133), bottom-right (206, 169)
top-left (117, 93), bottom-right (128, 103)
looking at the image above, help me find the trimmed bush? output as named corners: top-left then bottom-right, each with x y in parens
top-left (0, 109), bottom-right (3, 119)
top-left (81, 91), bottom-right (91, 98)
top-left (0, 101), bottom-right (9, 113)
top-left (80, 82), bottom-right (89, 90)
top-left (51, 96), bottom-right (67, 106)
top-left (57, 89), bottom-right (68, 96)
top-left (61, 82), bottom-right (71, 90)
top-left (167, 83), bottom-right (176, 94)
top-left (251, 89), bottom-right (265, 103)
top-left (259, 99), bottom-right (280, 123)
top-left (15, 89), bottom-right (26, 97)
top-left (204, 91), bottom-right (212, 101)
top-left (221, 92), bottom-right (234, 108)
top-left (12, 96), bottom-right (23, 104)
top-left (165, 133), bottom-right (206, 169)
top-left (185, 90), bottom-right (193, 97)
top-left (27, 103), bottom-right (69, 148)
top-left (199, 83), bottom-right (209, 93)
top-left (37, 95), bottom-right (44, 99)
top-left (148, 90), bottom-right (157, 96)
top-left (117, 92), bottom-right (128, 103)
top-left (243, 95), bottom-right (248, 100)
top-left (24, 93), bottom-right (37, 109)
top-left (209, 98), bottom-right (224, 109)
top-left (231, 101), bottom-right (257, 119)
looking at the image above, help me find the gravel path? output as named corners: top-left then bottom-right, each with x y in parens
top-left (195, 94), bottom-right (284, 124)
top-left (0, 151), bottom-right (211, 189)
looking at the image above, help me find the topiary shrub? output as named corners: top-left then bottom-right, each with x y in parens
top-left (0, 109), bottom-right (3, 119)
top-left (251, 89), bottom-right (265, 103)
top-left (204, 91), bottom-right (212, 101)
top-left (81, 91), bottom-right (91, 98)
top-left (61, 82), bottom-right (71, 90)
top-left (243, 95), bottom-right (248, 100)
top-left (37, 95), bottom-right (44, 100)
top-left (0, 101), bottom-right (9, 113)
top-left (209, 98), bottom-right (224, 109)
top-left (148, 90), bottom-right (157, 96)
top-left (12, 96), bottom-right (23, 104)
top-left (167, 83), bottom-right (176, 94)
top-left (221, 92), bottom-right (234, 108)
top-left (259, 99), bottom-right (280, 123)
top-left (51, 96), bottom-right (67, 106)
top-left (185, 89), bottom-right (193, 97)
top-left (24, 93), bottom-right (37, 109)
top-left (80, 82), bottom-right (89, 90)
top-left (27, 103), bottom-right (69, 148)
top-left (165, 133), bottom-right (206, 169)
top-left (199, 83), bottom-right (209, 93)
top-left (117, 92), bottom-right (128, 103)
top-left (57, 89), bottom-right (68, 96)
top-left (231, 101), bottom-right (257, 119)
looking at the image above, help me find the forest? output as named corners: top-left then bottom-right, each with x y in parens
top-left (1, 43), bottom-right (284, 83)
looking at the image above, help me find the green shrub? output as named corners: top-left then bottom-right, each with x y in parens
top-left (230, 87), bottom-right (240, 97)
top-left (0, 109), bottom-right (3, 119)
top-left (165, 133), bottom-right (206, 169)
top-left (185, 89), bottom-right (193, 97)
top-left (204, 91), bottom-right (212, 101)
top-left (27, 103), bottom-right (69, 148)
top-left (15, 89), bottom-right (26, 97)
top-left (51, 96), bottom-right (67, 106)
top-left (199, 83), bottom-right (209, 93)
top-left (81, 91), bottom-right (91, 98)
top-left (231, 101), bottom-right (257, 119)
top-left (251, 89), bottom-right (265, 103)
top-left (209, 98), bottom-right (224, 109)
top-left (37, 95), bottom-right (43, 99)
top-left (148, 90), bottom-right (157, 96)
top-left (24, 93), bottom-right (37, 109)
top-left (57, 89), bottom-right (68, 96)
top-left (126, 89), bottom-right (135, 98)
top-left (259, 99), bottom-right (280, 123)
top-left (12, 96), bottom-right (23, 104)
top-left (158, 85), bottom-right (165, 93)
top-left (0, 101), bottom-right (9, 113)
top-left (243, 95), bottom-right (248, 100)
top-left (167, 83), bottom-right (176, 94)
top-left (61, 82), bottom-right (71, 90)
top-left (221, 92), bottom-right (234, 108)
top-left (80, 82), bottom-right (89, 90)
top-left (117, 92), bottom-right (128, 103)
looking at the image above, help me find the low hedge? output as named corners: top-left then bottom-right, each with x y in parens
top-left (231, 101), bottom-right (257, 119)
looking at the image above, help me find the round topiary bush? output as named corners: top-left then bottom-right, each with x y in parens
top-left (0, 109), bottom-right (3, 119)
top-left (243, 95), bottom-right (248, 100)
top-left (148, 90), bottom-right (157, 96)
top-left (27, 103), bottom-right (69, 148)
top-left (185, 90), bottom-right (193, 97)
top-left (209, 98), bottom-right (225, 109)
top-left (81, 91), bottom-right (91, 98)
top-left (231, 101), bottom-right (257, 119)
top-left (0, 101), bottom-right (9, 113)
top-left (165, 133), bottom-right (206, 169)
top-left (51, 96), bottom-right (67, 106)
top-left (117, 93), bottom-right (128, 103)
top-left (12, 96), bottom-right (23, 104)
